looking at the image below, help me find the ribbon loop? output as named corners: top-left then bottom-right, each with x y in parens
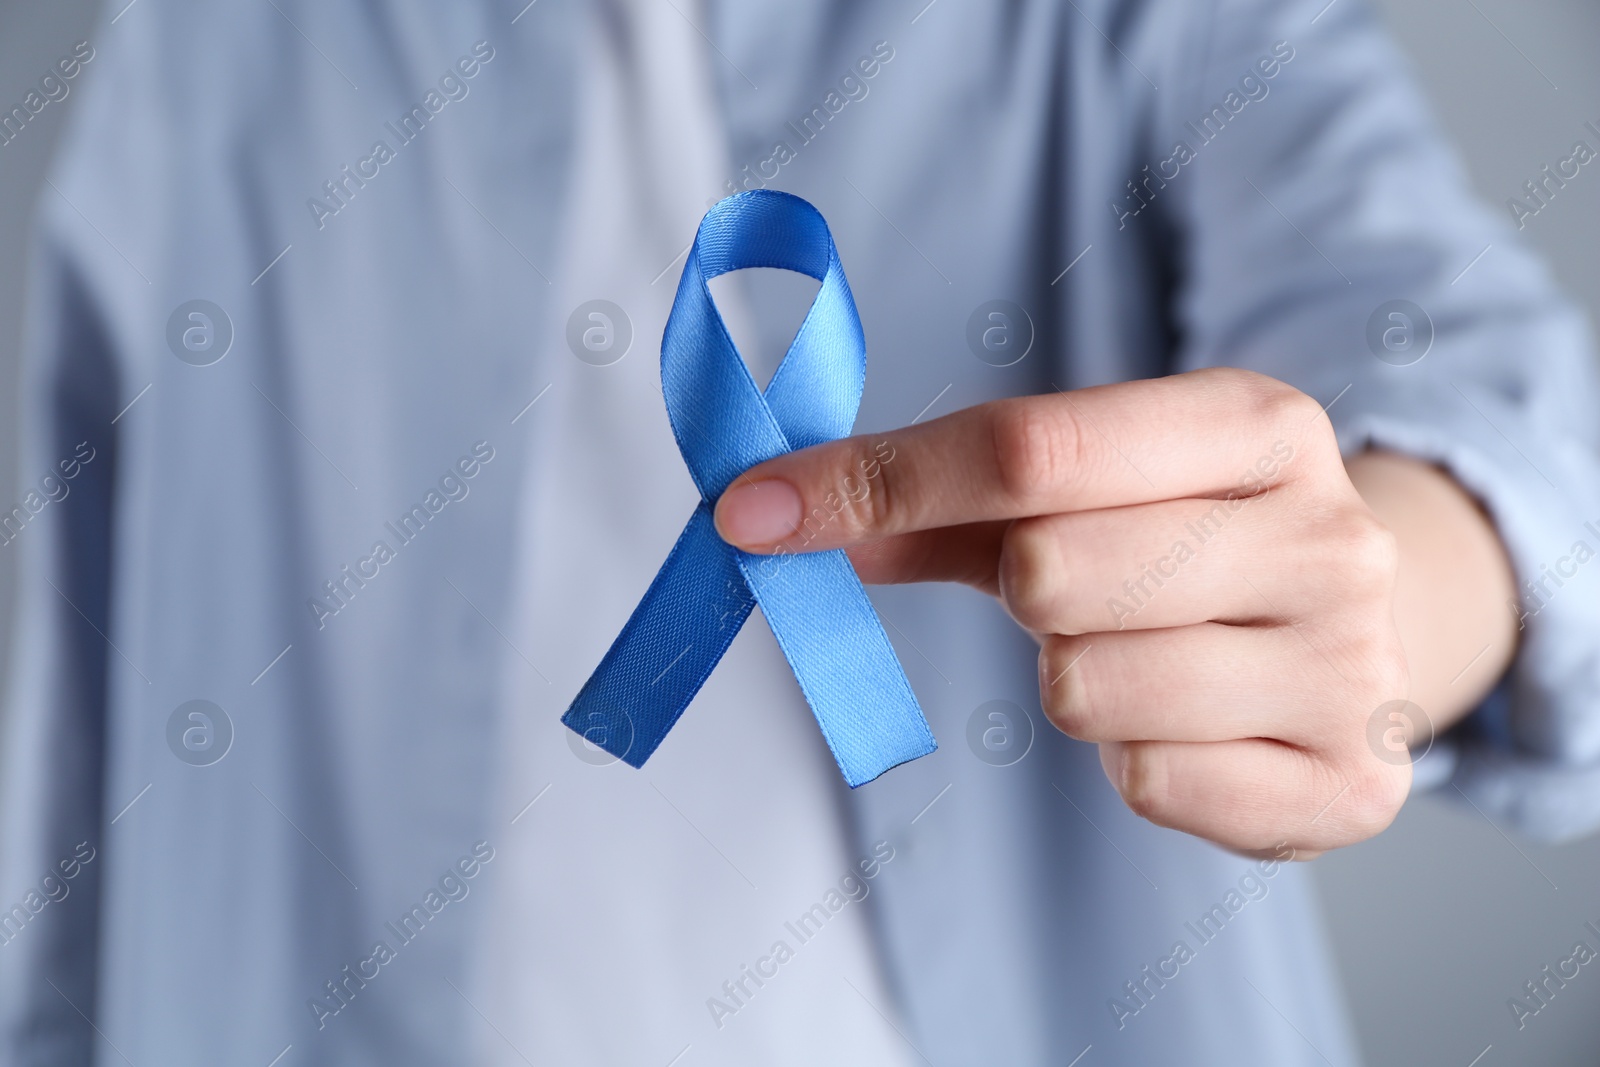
top-left (562, 190), bottom-right (936, 788)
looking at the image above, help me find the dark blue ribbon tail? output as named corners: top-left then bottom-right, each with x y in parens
top-left (562, 503), bottom-right (754, 770)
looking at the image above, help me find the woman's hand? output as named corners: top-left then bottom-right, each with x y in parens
top-left (714, 368), bottom-right (1517, 858)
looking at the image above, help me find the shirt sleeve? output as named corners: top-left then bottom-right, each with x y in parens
top-left (1152, 0), bottom-right (1600, 840)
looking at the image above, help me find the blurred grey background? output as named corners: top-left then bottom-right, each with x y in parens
top-left (1, 1), bottom-right (1597, 1064)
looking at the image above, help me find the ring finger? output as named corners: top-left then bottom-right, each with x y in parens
top-left (1038, 625), bottom-right (1344, 747)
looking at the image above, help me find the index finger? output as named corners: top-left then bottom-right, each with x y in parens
top-left (711, 367), bottom-right (1331, 554)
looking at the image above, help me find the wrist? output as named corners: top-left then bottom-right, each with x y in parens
top-left (1345, 448), bottom-right (1518, 737)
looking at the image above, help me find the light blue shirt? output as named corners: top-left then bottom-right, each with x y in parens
top-left (3, 0), bottom-right (1599, 1063)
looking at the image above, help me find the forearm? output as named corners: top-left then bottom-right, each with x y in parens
top-left (1345, 449), bottom-right (1519, 739)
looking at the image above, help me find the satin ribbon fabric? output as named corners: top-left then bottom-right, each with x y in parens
top-left (561, 190), bottom-right (938, 787)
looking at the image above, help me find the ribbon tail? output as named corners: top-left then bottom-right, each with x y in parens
top-left (738, 548), bottom-right (937, 787)
top-left (562, 502), bottom-right (755, 768)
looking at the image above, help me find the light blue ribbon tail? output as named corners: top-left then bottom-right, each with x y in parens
top-left (737, 546), bottom-right (936, 787)
top-left (562, 189), bottom-right (938, 788)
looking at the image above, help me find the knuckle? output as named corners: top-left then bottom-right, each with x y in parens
top-left (1195, 368), bottom-right (1328, 454)
top-left (990, 399), bottom-right (1081, 508)
top-left (1213, 367), bottom-right (1304, 416)
top-left (1233, 371), bottom-right (1332, 458)
top-left (831, 438), bottom-right (902, 541)
top-left (1302, 506), bottom-right (1398, 601)
top-left (1194, 365), bottom-right (1268, 393)
top-left (1354, 521), bottom-right (1401, 594)
top-left (1344, 761), bottom-right (1412, 839)
top-left (1250, 371), bottom-right (1320, 426)
top-left (999, 518), bottom-right (1063, 632)
top-left (1300, 410), bottom-right (1342, 465)
top-left (1331, 507), bottom-right (1400, 596)
top-left (1277, 386), bottom-right (1326, 433)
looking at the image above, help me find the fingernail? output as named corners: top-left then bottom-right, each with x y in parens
top-left (1097, 741), bottom-right (1127, 792)
top-left (715, 479), bottom-right (802, 548)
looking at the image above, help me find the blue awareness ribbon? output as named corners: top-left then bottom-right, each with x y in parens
top-left (561, 190), bottom-right (937, 788)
